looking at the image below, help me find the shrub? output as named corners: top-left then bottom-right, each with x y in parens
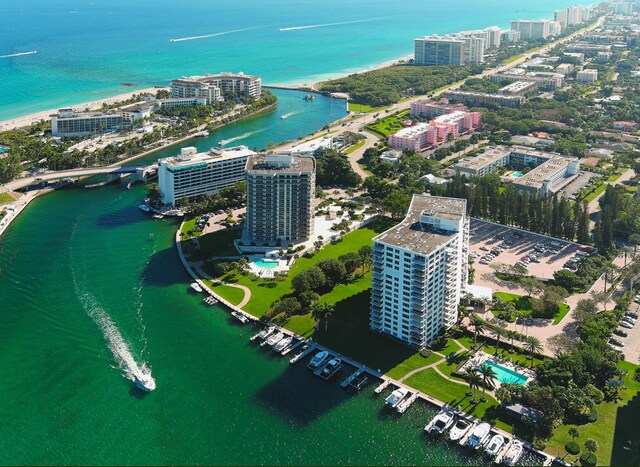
top-left (580, 452), bottom-right (597, 466)
top-left (532, 438), bottom-right (547, 451)
top-left (584, 384), bottom-right (604, 404)
top-left (565, 441), bottom-right (581, 455)
top-left (587, 407), bottom-right (599, 423)
top-left (634, 367), bottom-right (640, 382)
top-left (419, 349), bottom-right (433, 358)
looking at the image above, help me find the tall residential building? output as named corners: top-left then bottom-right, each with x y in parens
top-left (555, 6), bottom-right (586, 28)
top-left (170, 72), bottom-right (262, 103)
top-left (484, 26), bottom-right (502, 48)
top-left (51, 109), bottom-right (125, 137)
top-left (511, 20), bottom-right (561, 40)
top-left (410, 99), bottom-right (467, 118)
top-left (455, 34), bottom-right (486, 64)
top-left (613, 2), bottom-right (634, 15)
top-left (500, 29), bottom-right (521, 43)
top-left (245, 153), bottom-right (315, 244)
top-left (388, 111), bottom-right (481, 151)
top-left (370, 194), bottom-right (469, 348)
top-left (443, 90), bottom-right (526, 108)
top-left (414, 36), bottom-right (466, 65)
top-left (157, 145), bottom-right (255, 206)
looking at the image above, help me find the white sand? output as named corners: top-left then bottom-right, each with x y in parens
top-left (0, 87), bottom-right (169, 132)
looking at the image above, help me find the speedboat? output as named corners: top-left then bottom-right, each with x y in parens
top-left (134, 371), bottom-right (156, 392)
top-left (449, 419), bottom-right (471, 442)
top-left (466, 422), bottom-right (491, 450)
top-left (308, 351), bottom-right (329, 369)
top-left (428, 409), bottom-right (456, 434)
top-left (274, 336), bottom-right (293, 352)
top-left (190, 282), bottom-right (203, 293)
top-left (231, 311), bottom-right (249, 324)
top-left (320, 358), bottom-right (342, 379)
top-left (485, 434), bottom-right (505, 457)
top-left (303, 93), bottom-right (315, 100)
top-left (280, 115), bottom-right (287, 119)
top-left (257, 326), bottom-right (275, 340)
top-left (385, 387), bottom-right (410, 409)
top-left (266, 331), bottom-right (284, 346)
top-left (138, 204), bottom-right (151, 212)
top-left (502, 440), bottom-right (523, 466)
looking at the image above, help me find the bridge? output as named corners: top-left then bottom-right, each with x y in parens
top-left (0, 163), bottom-right (158, 193)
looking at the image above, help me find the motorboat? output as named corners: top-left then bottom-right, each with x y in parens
top-left (449, 419), bottom-right (472, 442)
top-left (190, 282), bottom-right (203, 293)
top-left (428, 409), bottom-right (456, 434)
top-left (231, 311), bottom-right (249, 324)
top-left (203, 296), bottom-right (218, 306)
top-left (257, 326), bottom-right (275, 341)
top-left (308, 351), bottom-right (329, 369)
top-left (265, 331), bottom-right (284, 346)
top-left (502, 441), bottom-right (523, 466)
top-left (152, 213), bottom-right (164, 219)
top-left (485, 434), bottom-right (505, 457)
top-left (466, 422), bottom-right (491, 450)
top-left (385, 387), bottom-right (410, 409)
top-left (274, 336), bottom-right (293, 352)
top-left (134, 371), bottom-right (156, 392)
top-left (303, 93), bottom-right (315, 100)
top-left (320, 358), bottom-right (342, 379)
top-left (138, 204), bottom-right (151, 212)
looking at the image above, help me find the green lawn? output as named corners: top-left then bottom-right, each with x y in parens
top-left (201, 279), bottom-right (246, 306)
top-left (547, 361), bottom-right (640, 465)
top-left (180, 217), bottom-right (202, 238)
top-left (552, 303), bottom-right (571, 325)
top-left (494, 291), bottom-right (570, 325)
top-left (0, 192), bottom-right (15, 204)
top-left (606, 168), bottom-right (628, 183)
top-left (387, 352), bottom-right (443, 380)
top-left (366, 113), bottom-right (409, 137)
top-left (348, 103), bottom-right (386, 113)
top-left (342, 139), bottom-right (366, 155)
top-left (198, 228), bottom-right (240, 257)
top-left (584, 182), bottom-right (607, 203)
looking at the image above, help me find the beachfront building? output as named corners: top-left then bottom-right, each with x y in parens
top-left (410, 98), bottom-right (467, 118)
top-left (452, 32), bottom-right (486, 64)
top-left (510, 19), bottom-right (561, 40)
top-left (577, 69), bottom-right (599, 82)
top-left (157, 145), bottom-right (255, 206)
top-left (51, 109), bottom-right (125, 137)
top-left (500, 29), bottom-right (521, 43)
top-left (414, 36), bottom-right (466, 65)
top-left (245, 153), bottom-right (315, 244)
top-left (170, 72), bottom-right (262, 103)
top-left (370, 194), bottom-right (469, 348)
top-left (451, 145), bottom-right (580, 195)
top-left (555, 5), bottom-right (586, 28)
top-left (443, 90), bottom-right (525, 108)
top-left (484, 26), bottom-right (502, 48)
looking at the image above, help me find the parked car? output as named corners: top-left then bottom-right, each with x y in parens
top-left (608, 338), bottom-right (624, 348)
top-left (620, 321), bottom-right (634, 329)
top-left (613, 329), bottom-right (628, 338)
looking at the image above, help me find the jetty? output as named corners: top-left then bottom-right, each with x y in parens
top-left (374, 380), bottom-right (391, 394)
top-left (281, 338), bottom-right (304, 355)
top-left (397, 391), bottom-right (419, 414)
top-left (340, 367), bottom-right (365, 388)
top-left (289, 343), bottom-right (315, 364)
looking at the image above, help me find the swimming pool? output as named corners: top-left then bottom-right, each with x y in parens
top-left (0, 146), bottom-right (8, 153)
top-left (512, 171), bottom-right (523, 178)
top-left (483, 361), bottom-right (528, 385)
top-left (253, 259), bottom-right (279, 269)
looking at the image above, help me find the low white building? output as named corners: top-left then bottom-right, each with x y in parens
top-left (577, 69), bottom-right (598, 82)
top-left (286, 135), bottom-right (334, 157)
top-left (380, 150), bottom-right (403, 164)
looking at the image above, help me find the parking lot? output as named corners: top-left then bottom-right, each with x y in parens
top-left (469, 218), bottom-right (584, 282)
top-left (615, 301), bottom-right (640, 362)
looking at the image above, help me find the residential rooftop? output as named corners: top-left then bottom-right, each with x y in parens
top-left (160, 145), bottom-right (255, 169)
top-left (245, 153), bottom-right (315, 175)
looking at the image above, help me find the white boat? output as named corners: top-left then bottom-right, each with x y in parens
top-left (274, 336), bottom-right (293, 352)
top-left (429, 410), bottom-right (456, 434)
top-left (196, 130), bottom-right (209, 137)
top-left (138, 204), bottom-right (151, 212)
top-left (308, 350), bottom-right (329, 369)
top-left (266, 331), bottom-right (284, 346)
top-left (485, 434), bottom-right (505, 457)
top-left (218, 139), bottom-right (230, 146)
top-left (280, 115), bottom-right (287, 119)
top-left (320, 358), bottom-right (342, 379)
top-left (257, 326), bottom-right (275, 340)
top-left (466, 422), bottom-right (491, 450)
top-left (190, 282), bottom-right (203, 293)
top-left (134, 371), bottom-right (156, 392)
top-left (449, 419), bottom-right (472, 442)
top-left (203, 296), bottom-right (218, 306)
top-left (152, 213), bottom-right (164, 219)
top-left (502, 441), bottom-right (524, 466)
top-left (385, 387), bottom-right (410, 409)
top-left (231, 311), bottom-right (249, 324)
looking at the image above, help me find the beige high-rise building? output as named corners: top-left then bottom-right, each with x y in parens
top-left (245, 154), bottom-right (315, 245)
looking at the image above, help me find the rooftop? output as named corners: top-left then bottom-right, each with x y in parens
top-left (246, 153), bottom-right (315, 175)
top-left (160, 145), bottom-right (255, 170)
top-left (374, 194), bottom-right (466, 255)
top-left (391, 122), bottom-right (432, 138)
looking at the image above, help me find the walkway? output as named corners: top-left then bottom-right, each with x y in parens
top-left (194, 264), bottom-right (251, 308)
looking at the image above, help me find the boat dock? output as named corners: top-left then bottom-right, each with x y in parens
top-left (281, 338), bottom-right (305, 355)
top-left (289, 343), bottom-right (316, 364)
top-left (397, 391), bottom-right (419, 414)
top-left (340, 368), bottom-right (364, 388)
top-left (374, 380), bottom-right (391, 394)
top-left (494, 439), bottom-right (513, 465)
top-left (458, 419), bottom-right (479, 447)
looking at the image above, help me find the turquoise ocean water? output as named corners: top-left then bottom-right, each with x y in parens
top-left (1, 0), bottom-right (585, 121)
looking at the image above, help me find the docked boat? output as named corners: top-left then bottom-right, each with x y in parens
top-left (428, 409), bottom-right (456, 434)
top-left (308, 350), bottom-right (329, 369)
top-left (231, 311), bottom-right (249, 324)
top-left (134, 371), bottom-right (156, 392)
top-left (466, 422), bottom-right (491, 450)
top-left (502, 441), bottom-right (523, 466)
top-left (203, 296), bottom-right (218, 306)
top-left (385, 387), bottom-right (410, 409)
top-left (257, 326), bottom-right (276, 341)
top-left (195, 130), bottom-right (209, 137)
top-left (138, 204), bottom-right (151, 212)
top-left (303, 93), bottom-right (315, 100)
top-left (190, 282), bottom-right (203, 293)
top-left (274, 336), bottom-right (293, 352)
top-left (320, 358), bottom-right (342, 379)
top-left (266, 331), bottom-right (284, 346)
top-left (449, 419), bottom-right (472, 442)
top-left (152, 213), bottom-right (164, 219)
top-left (485, 434), bottom-right (505, 457)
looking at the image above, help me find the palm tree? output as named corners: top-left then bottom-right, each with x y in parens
top-left (478, 364), bottom-right (497, 401)
top-left (470, 316), bottom-right (485, 348)
top-left (493, 327), bottom-right (506, 356)
top-left (584, 438), bottom-right (599, 456)
top-left (606, 378), bottom-right (625, 401)
top-left (465, 368), bottom-right (483, 403)
top-left (310, 303), bottom-right (323, 331)
top-left (322, 303), bottom-right (335, 332)
top-left (525, 336), bottom-right (542, 368)
top-left (568, 427), bottom-right (580, 442)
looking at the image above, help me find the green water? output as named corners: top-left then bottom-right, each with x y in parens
top-left (0, 92), bottom-right (542, 465)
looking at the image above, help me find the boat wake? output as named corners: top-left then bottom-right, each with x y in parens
top-left (278, 18), bottom-right (385, 31)
top-left (280, 111), bottom-right (302, 119)
top-left (219, 129), bottom-right (264, 146)
top-left (170, 27), bottom-right (259, 42)
top-left (0, 51), bottom-right (37, 59)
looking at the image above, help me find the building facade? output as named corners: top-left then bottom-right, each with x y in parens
top-left (245, 154), bottom-right (315, 244)
top-left (577, 69), bottom-right (598, 82)
top-left (370, 195), bottom-right (469, 348)
top-left (443, 90), bottom-right (525, 108)
top-left (414, 36), bottom-right (466, 65)
top-left (170, 72), bottom-right (262, 103)
top-left (51, 109), bottom-right (125, 137)
top-left (158, 145), bottom-right (255, 206)
top-left (510, 19), bottom-right (561, 40)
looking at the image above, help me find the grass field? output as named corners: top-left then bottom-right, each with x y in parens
top-left (348, 103), bottom-right (386, 113)
top-left (0, 192), bottom-right (15, 204)
top-left (201, 279), bottom-right (246, 306)
top-left (494, 291), bottom-right (570, 325)
top-left (366, 112), bottom-right (409, 137)
top-left (342, 139), bottom-right (366, 155)
top-left (584, 182), bottom-right (607, 203)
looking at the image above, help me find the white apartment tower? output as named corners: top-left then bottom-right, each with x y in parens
top-left (415, 36), bottom-right (466, 65)
top-left (370, 195), bottom-right (469, 349)
top-left (511, 20), bottom-right (561, 40)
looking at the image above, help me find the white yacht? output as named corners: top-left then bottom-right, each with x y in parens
top-left (428, 409), bottom-right (456, 434)
top-left (320, 358), bottom-right (342, 379)
top-left (138, 204), bottom-right (151, 212)
top-left (266, 331), bottom-right (284, 346)
top-left (485, 434), bottom-right (505, 457)
top-left (308, 351), bottom-right (329, 369)
top-left (231, 311), bottom-right (249, 324)
top-left (466, 422), bottom-right (491, 450)
top-left (190, 282), bottom-right (203, 293)
top-left (134, 371), bottom-right (156, 392)
top-left (449, 419), bottom-right (472, 442)
top-left (502, 441), bottom-right (523, 466)
top-left (385, 387), bottom-right (410, 409)
top-left (257, 326), bottom-right (275, 340)
top-left (274, 336), bottom-right (293, 352)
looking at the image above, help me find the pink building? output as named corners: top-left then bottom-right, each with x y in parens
top-left (431, 111), bottom-right (481, 138)
top-left (388, 123), bottom-right (432, 151)
top-left (388, 111), bottom-right (481, 151)
top-left (410, 98), bottom-right (467, 118)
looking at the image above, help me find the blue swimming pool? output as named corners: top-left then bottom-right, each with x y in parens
top-left (512, 171), bottom-right (523, 178)
top-left (254, 259), bottom-right (278, 269)
top-left (0, 146), bottom-right (8, 153)
top-left (483, 361), bottom-right (528, 385)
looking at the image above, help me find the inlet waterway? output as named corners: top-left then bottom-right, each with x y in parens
top-left (0, 91), bottom-right (542, 465)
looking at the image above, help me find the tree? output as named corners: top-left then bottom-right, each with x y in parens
top-left (382, 191), bottom-right (411, 220)
top-left (465, 368), bottom-right (483, 403)
top-left (590, 290), bottom-right (610, 312)
top-left (478, 364), bottom-right (497, 401)
top-left (311, 302), bottom-right (335, 332)
top-left (521, 277), bottom-right (544, 297)
top-left (569, 427), bottom-right (580, 442)
top-left (317, 259), bottom-right (347, 288)
top-left (273, 297), bottom-right (302, 316)
top-left (525, 336), bottom-right (542, 368)
top-left (470, 316), bottom-right (485, 347)
top-left (291, 267), bottom-right (327, 295)
top-left (495, 386), bottom-right (513, 406)
top-left (492, 326), bottom-right (506, 356)
top-left (584, 439), bottom-right (598, 455)
top-left (547, 334), bottom-right (577, 356)
top-left (573, 299), bottom-right (598, 326)
top-left (358, 245), bottom-right (373, 274)
top-left (605, 378), bottom-right (625, 401)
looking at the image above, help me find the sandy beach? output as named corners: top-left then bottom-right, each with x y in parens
top-left (0, 87), bottom-right (168, 133)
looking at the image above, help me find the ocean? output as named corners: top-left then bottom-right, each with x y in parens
top-left (1, 0), bottom-right (585, 121)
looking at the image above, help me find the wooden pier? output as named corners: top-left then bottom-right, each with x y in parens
top-left (281, 338), bottom-right (304, 356)
top-left (289, 343), bottom-right (316, 364)
top-left (340, 368), bottom-right (365, 388)
top-left (374, 380), bottom-right (391, 394)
